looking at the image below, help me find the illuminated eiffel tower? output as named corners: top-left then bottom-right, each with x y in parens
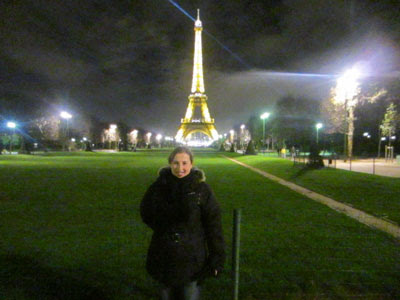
top-left (176, 10), bottom-right (218, 142)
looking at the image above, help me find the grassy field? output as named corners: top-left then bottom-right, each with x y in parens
top-left (1, 151), bottom-right (399, 299)
top-left (225, 153), bottom-right (400, 225)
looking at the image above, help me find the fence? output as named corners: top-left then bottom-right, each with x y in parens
top-left (291, 153), bottom-right (400, 177)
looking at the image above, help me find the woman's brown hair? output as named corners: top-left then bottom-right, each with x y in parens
top-left (168, 146), bottom-right (194, 164)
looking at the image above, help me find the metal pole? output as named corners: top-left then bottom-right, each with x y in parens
top-left (262, 119), bottom-right (265, 149)
top-left (232, 209), bottom-right (241, 300)
top-left (9, 128), bottom-right (14, 153)
top-left (373, 157), bottom-right (375, 175)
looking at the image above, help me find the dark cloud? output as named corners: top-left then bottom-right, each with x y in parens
top-left (1, 0), bottom-right (400, 135)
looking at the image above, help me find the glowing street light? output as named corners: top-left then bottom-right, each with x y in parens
top-left (146, 132), bottom-right (152, 145)
top-left (7, 122), bottom-right (16, 129)
top-left (229, 129), bottom-right (235, 143)
top-left (156, 134), bottom-right (162, 148)
top-left (315, 123), bottom-right (323, 145)
top-left (60, 111), bottom-right (73, 151)
top-left (60, 111), bottom-right (72, 120)
top-left (260, 112), bottom-right (270, 148)
top-left (334, 67), bottom-right (360, 158)
top-left (7, 121), bottom-right (17, 153)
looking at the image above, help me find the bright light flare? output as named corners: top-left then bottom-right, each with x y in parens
top-left (156, 134), bottom-right (162, 141)
top-left (7, 122), bottom-right (16, 128)
top-left (334, 67), bottom-right (360, 104)
top-left (260, 112), bottom-right (270, 120)
top-left (316, 123), bottom-right (323, 129)
top-left (187, 140), bottom-right (213, 147)
top-left (60, 111), bottom-right (72, 119)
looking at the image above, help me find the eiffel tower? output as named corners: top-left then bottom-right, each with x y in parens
top-left (175, 10), bottom-right (218, 142)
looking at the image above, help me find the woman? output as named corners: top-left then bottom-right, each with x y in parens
top-left (140, 147), bottom-right (225, 300)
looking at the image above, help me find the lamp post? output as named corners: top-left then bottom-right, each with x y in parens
top-left (146, 132), bottom-right (152, 148)
top-left (156, 134), bottom-right (162, 148)
top-left (260, 112), bottom-right (270, 149)
top-left (240, 124), bottom-right (245, 149)
top-left (130, 129), bottom-right (138, 151)
top-left (315, 123), bottom-right (323, 145)
top-left (7, 121), bottom-right (16, 153)
top-left (229, 129), bottom-right (235, 143)
top-left (334, 67), bottom-right (360, 158)
top-left (60, 111), bottom-right (72, 151)
top-left (109, 124), bottom-right (118, 150)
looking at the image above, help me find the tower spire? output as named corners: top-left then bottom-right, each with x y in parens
top-left (191, 8), bottom-right (205, 94)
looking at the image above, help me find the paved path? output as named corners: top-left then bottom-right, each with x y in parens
top-left (224, 156), bottom-right (400, 240)
top-left (324, 158), bottom-right (400, 178)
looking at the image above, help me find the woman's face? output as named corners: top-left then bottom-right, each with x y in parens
top-left (170, 152), bottom-right (193, 178)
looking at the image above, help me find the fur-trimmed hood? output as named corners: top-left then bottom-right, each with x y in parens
top-left (157, 166), bottom-right (206, 183)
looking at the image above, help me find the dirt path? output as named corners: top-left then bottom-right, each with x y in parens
top-left (224, 156), bottom-right (400, 240)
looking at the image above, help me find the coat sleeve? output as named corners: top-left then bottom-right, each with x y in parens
top-left (140, 182), bottom-right (159, 230)
top-left (140, 181), bottom-right (174, 231)
top-left (201, 183), bottom-right (226, 272)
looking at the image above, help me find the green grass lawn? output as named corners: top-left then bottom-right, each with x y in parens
top-left (1, 151), bottom-right (399, 299)
top-left (225, 153), bottom-right (400, 225)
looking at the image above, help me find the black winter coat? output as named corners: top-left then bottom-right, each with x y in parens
top-left (140, 167), bottom-right (225, 286)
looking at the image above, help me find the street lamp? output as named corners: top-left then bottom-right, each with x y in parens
top-left (109, 124), bottom-right (118, 149)
top-left (7, 121), bottom-right (16, 153)
top-left (146, 132), bottom-right (152, 146)
top-left (229, 129), bottom-right (235, 143)
top-left (334, 67), bottom-right (360, 158)
top-left (60, 111), bottom-right (72, 151)
top-left (240, 124), bottom-right (245, 149)
top-left (315, 123), bottom-right (323, 145)
top-left (260, 112), bottom-right (270, 149)
top-left (156, 134), bottom-right (162, 148)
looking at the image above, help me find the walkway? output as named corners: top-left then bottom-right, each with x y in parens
top-left (324, 158), bottom-right (400, 178)
top-left (224, 156), bottom-right (400, 240)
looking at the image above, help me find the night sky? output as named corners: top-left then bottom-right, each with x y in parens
top-left (1, 0), bottom-right (400, 135)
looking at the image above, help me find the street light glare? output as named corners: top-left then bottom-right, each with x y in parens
top-left (316, 123), bottom-right (323, 129)
top-left (60, 111), bottom-right (72, 119)
top-left (334, 67), bottom-right (360, 104)
top-left (240, 124), bottom-right (245, 129)
top-left (260, 112), bottom-right (270, 120)
top-left (7, 122), bottom-right (16, 128)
